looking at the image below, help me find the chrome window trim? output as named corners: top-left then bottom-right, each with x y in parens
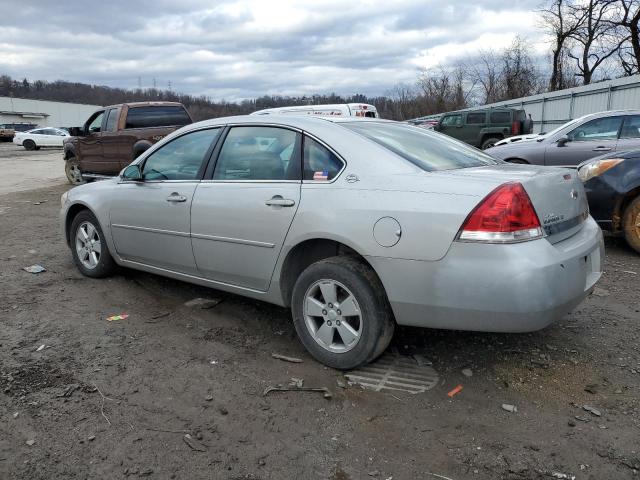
top-left (199, 179), bottom-right (301, 184)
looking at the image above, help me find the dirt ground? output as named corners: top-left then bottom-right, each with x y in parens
top-left (0, 143), bottom-right (65, 195)
top-left (0, 147), bottom-right (639, 480)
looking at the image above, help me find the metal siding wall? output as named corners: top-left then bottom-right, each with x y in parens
top-left (610, 87), bottom-right (640, 110)
top-left (573, 92), bottom-right (608, 117)
top-left (0, 97), bottom-right (101, 127)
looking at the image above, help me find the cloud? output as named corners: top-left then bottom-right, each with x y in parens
top-left (0, 0), bottom-right (548, 100)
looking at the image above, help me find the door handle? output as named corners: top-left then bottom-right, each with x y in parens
top-left (265, 195), bottom-right (295, 207)
top-left (592, 146), bottom-right (612, 152)
top-left (166, 192), bottom-right (187, 203)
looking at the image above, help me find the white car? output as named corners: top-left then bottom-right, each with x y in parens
top-left (13, 127), bottom-right (69, 150)
top-left (251, 103), bottom-right (379, 118)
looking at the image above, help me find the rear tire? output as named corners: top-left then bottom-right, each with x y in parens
top-left (291, 256), bottom-right (394, 370)
top-left (65, 157), bottom-right (85, 185)
top-left (70, 210), bottom-right (116, 278)
top-left (481, 137), bottom-right (501, 150)
top-left (23, 139), bottom-right (36, 151)
top-left (622, 196), bottom-right (640, 254)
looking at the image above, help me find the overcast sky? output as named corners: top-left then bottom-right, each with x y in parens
top-left (0, 0), bottom-right (547, 100)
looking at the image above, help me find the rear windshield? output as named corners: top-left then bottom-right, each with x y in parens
top-left (341, 122), bottom-right (500, 171)
top-left (125, 106), bottom-right (192, 129)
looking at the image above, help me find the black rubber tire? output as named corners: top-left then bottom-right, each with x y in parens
top-left (622, 196), bottom-right (640, 254)
top-left (506, 158), bottom-right (529, 164)
top-left (23, 139), bottom-right (36, 151)
top-left (291, 256), bottom-right (394, 370)
top-left (69, 210), bottom-right (116, 278)
top-left (65, 157), bottom-right (85, 185)
top-left (481, 137), bottom-right (501, 150)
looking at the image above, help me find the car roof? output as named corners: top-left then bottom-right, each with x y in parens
top-left (179, 115), bottom-right (396, 132)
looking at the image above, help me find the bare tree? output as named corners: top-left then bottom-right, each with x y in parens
top-left (417, 66), bottom-right (469, 114)
top-left (540, 0), bottom-right (584, 90)
top-left (609, 0), bottom-right (640, 75)
top-left (567, 0), bottom-right (625, 84)
top-left (466, 50), bottom-right (502, 104)
top-left (502, 37), bottom-right (544, 98)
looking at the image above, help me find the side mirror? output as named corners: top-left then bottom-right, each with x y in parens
top-left (68, 127), bottom-right (85, 137)
top-left (121, 164), bottom-right (142, 181)
top-left (557, 136), bottom-right (570, 146)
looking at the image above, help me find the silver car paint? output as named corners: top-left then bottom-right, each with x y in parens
top-left (486, 109), bottom-right (640, 167)
top-left (61, 115), bottom-right (603, 332)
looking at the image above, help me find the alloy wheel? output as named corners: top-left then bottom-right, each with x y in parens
top-left (303, 279), bottom-right (362, 353)
top-left (75, 221), bottom-right (102, 269)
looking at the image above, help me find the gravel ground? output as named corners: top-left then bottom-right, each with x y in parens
top-left (0, 150), bottom-right (639, 480)
top-left (0, 143), bottom-right (65, 195)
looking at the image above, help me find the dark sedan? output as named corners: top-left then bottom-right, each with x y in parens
top-left (579, 149), bottom-right (640, 253)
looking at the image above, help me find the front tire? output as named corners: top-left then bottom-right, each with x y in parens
top-left (291, 256), bottom-right (394, 369)
top-left (65, 157), bottom-right (85, 185)
top-left (70, 211), bottom-right (116, 278)
top-left (23, 139), bottom-right (36, 151)
top-left (481, 137), bottom-right (501, 150)
top-left (623, 196), bottom-right (640, 254)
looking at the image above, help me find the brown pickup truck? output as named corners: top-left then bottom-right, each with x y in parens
top-left (63, 102), bottom-right (192, 184)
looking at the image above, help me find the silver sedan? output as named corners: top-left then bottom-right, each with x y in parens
top-left (60, 116), bottom-right (604, 369)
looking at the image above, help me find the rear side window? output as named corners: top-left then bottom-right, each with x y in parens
top-left (125, 106), bottom-right (191, 129)
top-left (303, 137), bottom-right (344, 181)
top-left (466, 113), bottom-right (485, 124)
top-left (620, 115), bottom-right (640, 139)
top-left (342, 122), bottom-right (499, 172)
top-left (214, 126), bottom-right (300, 181)
top-left (489, 111), bottom-right (511, 123)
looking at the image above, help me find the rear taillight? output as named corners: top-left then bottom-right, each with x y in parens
top-left (511, 121), bottom-right (520, 135)
top-left (458, 182), bottom-right (543, 243)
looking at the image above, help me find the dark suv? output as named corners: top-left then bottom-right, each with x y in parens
top-left (433, 108), bottom-right (532, 149)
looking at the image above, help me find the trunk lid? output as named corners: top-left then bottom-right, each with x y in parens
top-left (437, 164), bottom-right (589, 244)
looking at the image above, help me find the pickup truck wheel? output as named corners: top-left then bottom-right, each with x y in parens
top-left (291, 256), bottom-right (394, 369)
top-left (65, 157), bottom-right (85, 185)
top-left (23, 139), bottom-right (36, 151)
top-left (70, 210), bottom-right (116, 278)
top-left (622, 196), bottom-right (640, 254)
top-left (481, 137), bottom-right (501, 150)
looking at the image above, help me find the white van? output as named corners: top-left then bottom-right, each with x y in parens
top-left (251, 103), bottom-right (379, 118)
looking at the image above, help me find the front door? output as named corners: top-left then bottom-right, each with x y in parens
top-left (109, 127), bottom-right (221, 273)
top-left (78, 110), bottom-right (106, 173)
top-left (545, 115), bottom-right (623, 167)
top-left (191, 126), bottom-right (302, 291)
top-left (437, 113), bottom-right (463, 141)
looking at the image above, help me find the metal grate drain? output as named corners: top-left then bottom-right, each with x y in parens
top-left (345, 353), bottom-right (439, 394)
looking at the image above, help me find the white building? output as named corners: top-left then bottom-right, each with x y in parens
top-left (0, 96), bottom-right (101, 128)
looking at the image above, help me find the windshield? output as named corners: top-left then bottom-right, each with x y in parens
top-left (539, 116), bottom-right (587, 139)
top-left (341, 122), bottom-right (500, 171)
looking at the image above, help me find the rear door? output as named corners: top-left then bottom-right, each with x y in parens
top-left (191, 125), bottom-right (301, 291)
top-left (109, 128), bottom-right (221, 273)
top-left (616, 114), bottom-right (640, 152)
top-left (544, 115), bottom-right (623, 167)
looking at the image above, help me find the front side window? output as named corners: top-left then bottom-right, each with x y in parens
top-left (141, 128), bottom-right (220, 181)
top-left (569, 116), bottom-right (622, 142)
top-left (620, 115), bottom-right (640, 139)
top-left (303, 137), bottom-right (344, 181)
top-left (342, 122), bottom-right (500, 172)
top-left (213, 126), bottom-right (299, 181)
top-left (466, 113), bottom-right (486, 124)
top-left (42, 129), bottom-right (58, 136)
top-left (104, 108), bottom-right (120, 132)
top-left (125, 106), bottom-right (191, 129)
top-left (87, 111), bottom-right (105, 133)
top-left (441, 115), bottom-right (462, 126)
top-left (30, 129), bottom-right (45, 135)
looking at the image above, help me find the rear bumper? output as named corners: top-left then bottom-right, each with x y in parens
top-left (367, 217), bottom-right (604, 332)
